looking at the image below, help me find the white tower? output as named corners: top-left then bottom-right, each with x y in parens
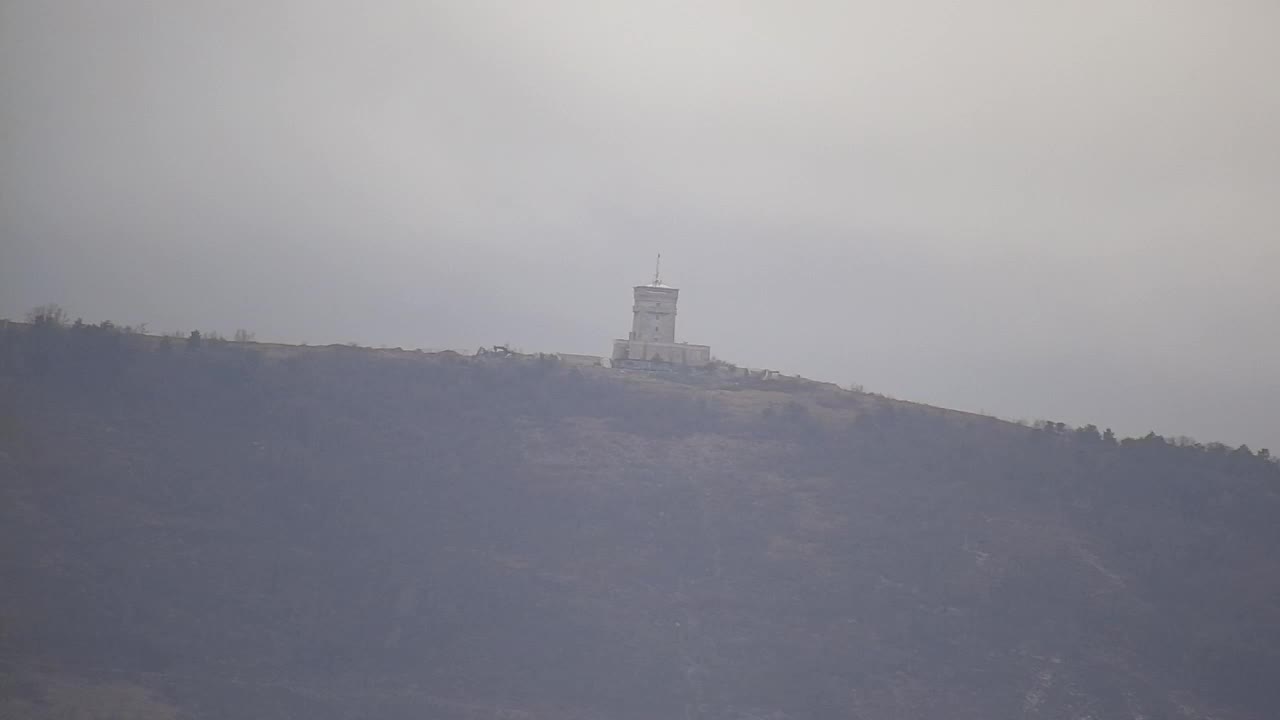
top-left (630, 254), bottom-right (679, 343)
top-left (612, 254), bottom-right (712, 367)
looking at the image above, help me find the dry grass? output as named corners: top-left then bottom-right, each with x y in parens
top-left (0, 674), bottom-right (179, 720)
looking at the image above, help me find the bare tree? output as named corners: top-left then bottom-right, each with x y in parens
top-left (26, 304), bottom-right (67, 327)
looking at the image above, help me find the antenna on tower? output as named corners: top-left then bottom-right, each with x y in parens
top-left (653, 253), bottom-right (662, 285)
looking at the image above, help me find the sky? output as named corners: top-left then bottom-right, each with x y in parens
top-left (2, 1), bottom-right (1278, 450)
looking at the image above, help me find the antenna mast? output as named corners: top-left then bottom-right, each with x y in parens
top-left (653, 253), bottom-right (662, 285)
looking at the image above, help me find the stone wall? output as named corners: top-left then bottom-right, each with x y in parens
top-left (557, 353), bottom-right (607, 368)
top-left (612, 339), bottom-right (711, 367)
top-left (630, 286), bottom-right (679, 344)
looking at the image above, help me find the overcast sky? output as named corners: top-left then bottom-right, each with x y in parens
top-left (3, 1), bottom-right (1278, 450)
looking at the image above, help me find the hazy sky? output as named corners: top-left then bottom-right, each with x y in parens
top-left (3, 2), bottom-right (1278, 450)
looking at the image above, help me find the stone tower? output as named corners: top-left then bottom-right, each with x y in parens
top-left (630, 256), bottom-right (679, 343)
top-left (612, 255), bottom-right (712, 367)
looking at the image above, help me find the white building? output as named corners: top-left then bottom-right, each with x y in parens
top-left (612, 258), bottom-right (712, 367)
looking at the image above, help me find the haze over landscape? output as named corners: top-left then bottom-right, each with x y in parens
top-left (2, 1), bottom-right (1278, 451)
top-left (4, 5), bottom-right (1280, 718)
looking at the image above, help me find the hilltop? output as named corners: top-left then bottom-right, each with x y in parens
top-left (2, 319), bottom-right (1279, 719)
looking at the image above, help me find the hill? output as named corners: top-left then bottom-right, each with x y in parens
top-left (2, 319), bottom-right (1279, 719)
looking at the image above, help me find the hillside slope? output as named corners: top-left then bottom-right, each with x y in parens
top-left (2, 322), bottom-right (1279, 719)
